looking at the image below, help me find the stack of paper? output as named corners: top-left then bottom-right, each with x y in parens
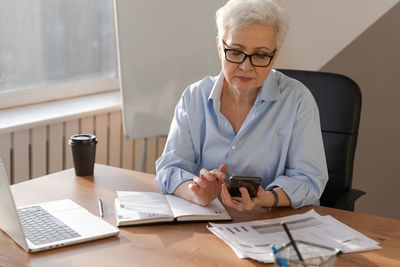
top-left (208, 210), bottom-right (380, 263)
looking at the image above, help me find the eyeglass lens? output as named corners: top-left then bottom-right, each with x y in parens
top-left (225, 50), bottom-right (272, 67)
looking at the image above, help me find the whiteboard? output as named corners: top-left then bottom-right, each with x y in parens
top-left (114, 0), bottom-right (227, 138)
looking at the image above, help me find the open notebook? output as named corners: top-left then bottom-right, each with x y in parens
top-left (114, 191), bottom-right (231, 226)
top-left (0, 160), bottom-right (119, 252)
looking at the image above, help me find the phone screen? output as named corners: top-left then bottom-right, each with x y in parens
top-left (227, 176), bottom-right (261, 198)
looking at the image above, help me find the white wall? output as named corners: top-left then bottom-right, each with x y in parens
top-left (276, 0), bottom-right (400, 220)
top-left (275, 0), bottom-right (399, 70)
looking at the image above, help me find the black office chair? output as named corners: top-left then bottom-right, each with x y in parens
top-left (278, 69), bottom-right (366, 211)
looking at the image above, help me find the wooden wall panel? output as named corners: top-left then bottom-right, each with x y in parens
top-left (95, 114), bottom-right (109, 165)
top-left (48, 123), bottom-right (63, 174)
top-left (156, 136), bottom-right (167, 158)
top-left (80, 116), bottom-right (95, 135)
top-left (109, 111), bottom-right (122, 167)
top-left (0, 109), bottom-right (170, 184)
top-left (13, 130), bottom-right (30, 183)
top-left (0, 133), bottom-right (11, 183)
top-left (122, 138), bottom-right (134, 170)
top-left (146, 137), bottom-right (157, 174)
top-left (64, 120), bottom-right (79, 169)
top-left (134, 138), bottom-right (143, 171)
top-left (31, 126), bottom-right (47, 179)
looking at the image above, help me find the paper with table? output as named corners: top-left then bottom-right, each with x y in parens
top-left (208, 209), bottom-right (380, 263)
top-left (114, 191), bottom-right (231, 226)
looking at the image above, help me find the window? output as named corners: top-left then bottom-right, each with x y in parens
top-left (0, 0), bottom-right (117, 108)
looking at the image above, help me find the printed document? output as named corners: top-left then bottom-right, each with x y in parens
top-left (208, 209), bottom-right (380, 263)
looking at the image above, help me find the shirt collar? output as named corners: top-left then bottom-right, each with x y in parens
top-left (208, 69), bottom-right (281, 106)
top-left (208, 71), bottom-right (224, 104)
top-left (257, 69), bottom-right (281, 103)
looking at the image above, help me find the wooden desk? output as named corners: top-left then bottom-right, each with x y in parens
top-left (1, 164), bottom-right (399, 267)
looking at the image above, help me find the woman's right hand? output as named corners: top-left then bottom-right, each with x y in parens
top-left (190, 164), bottom-right (227, 205)
top-left (174, 164), bottom-right (227, 206)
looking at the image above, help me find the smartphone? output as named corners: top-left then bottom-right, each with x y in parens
top-left (227, 176), bottom-right (262, 198)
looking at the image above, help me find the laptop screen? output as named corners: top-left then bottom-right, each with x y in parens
top-left (0, 161), bottom-right (30, 251)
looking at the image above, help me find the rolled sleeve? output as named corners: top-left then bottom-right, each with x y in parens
top-left (155, 164), bottom-right (195, 194)
top-left (267, 171), bottom-right (327, 208)
top-left (155, 90), bottom-right (198, 194)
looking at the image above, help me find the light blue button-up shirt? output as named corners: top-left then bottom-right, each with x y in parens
top-left (155, 69), bottom-right (328, 208)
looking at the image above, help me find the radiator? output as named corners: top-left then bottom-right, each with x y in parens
top-left (0, 110), bottom-right (167, 184)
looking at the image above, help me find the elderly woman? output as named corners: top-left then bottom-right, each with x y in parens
top-left (155, 0), bottom-right (328, 211)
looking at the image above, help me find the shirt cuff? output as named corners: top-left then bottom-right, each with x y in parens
top-left (267, 175), bottom-right (324, 208)
top-left (155, 167), bottom-right (195, 194)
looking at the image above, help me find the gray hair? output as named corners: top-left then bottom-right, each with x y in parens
top-left (216, 0), bottom-right (289, 49)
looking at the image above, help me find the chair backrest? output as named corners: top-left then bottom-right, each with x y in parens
top-left (278, 69), bottom-right (362, 208)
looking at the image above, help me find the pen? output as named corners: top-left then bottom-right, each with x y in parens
top-left (270, 244), bottom-right (290, 267)
top-left (282, 222), bottom-right (304, 262)
top-left (98, 198), bottom-right (104, 218)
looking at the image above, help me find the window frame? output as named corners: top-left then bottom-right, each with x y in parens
top-left (0, 77), bottom-right (119, 110)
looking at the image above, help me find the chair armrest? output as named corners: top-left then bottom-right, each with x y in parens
top-left (333, 189), bottom-right (366, 211)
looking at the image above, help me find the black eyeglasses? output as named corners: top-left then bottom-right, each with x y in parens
top-left (223, 40), bottom-right (276, 68)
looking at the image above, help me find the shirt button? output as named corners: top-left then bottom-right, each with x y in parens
top-left (225, 122), bottom-right (228, 126)
top-left (232, 146), bottom-right (236, 150)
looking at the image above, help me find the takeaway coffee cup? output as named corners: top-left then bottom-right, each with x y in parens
top-left (69, 134), bottom-right (97, 176)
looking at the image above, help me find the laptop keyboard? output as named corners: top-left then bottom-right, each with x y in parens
top-left (17, 205), bottom-right (81, 245)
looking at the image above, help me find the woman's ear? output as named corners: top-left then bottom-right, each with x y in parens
top-left (216, 36), bottom-right (223, 60)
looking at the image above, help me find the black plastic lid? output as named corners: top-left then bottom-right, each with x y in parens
top-left (69, 134), bottom-right (97, 145)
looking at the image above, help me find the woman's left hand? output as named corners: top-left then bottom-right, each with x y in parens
top-left (221, 183), bottom-right (264, 211)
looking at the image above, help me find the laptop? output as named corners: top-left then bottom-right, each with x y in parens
top-left (0, 160), bottom-right (119, 252)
